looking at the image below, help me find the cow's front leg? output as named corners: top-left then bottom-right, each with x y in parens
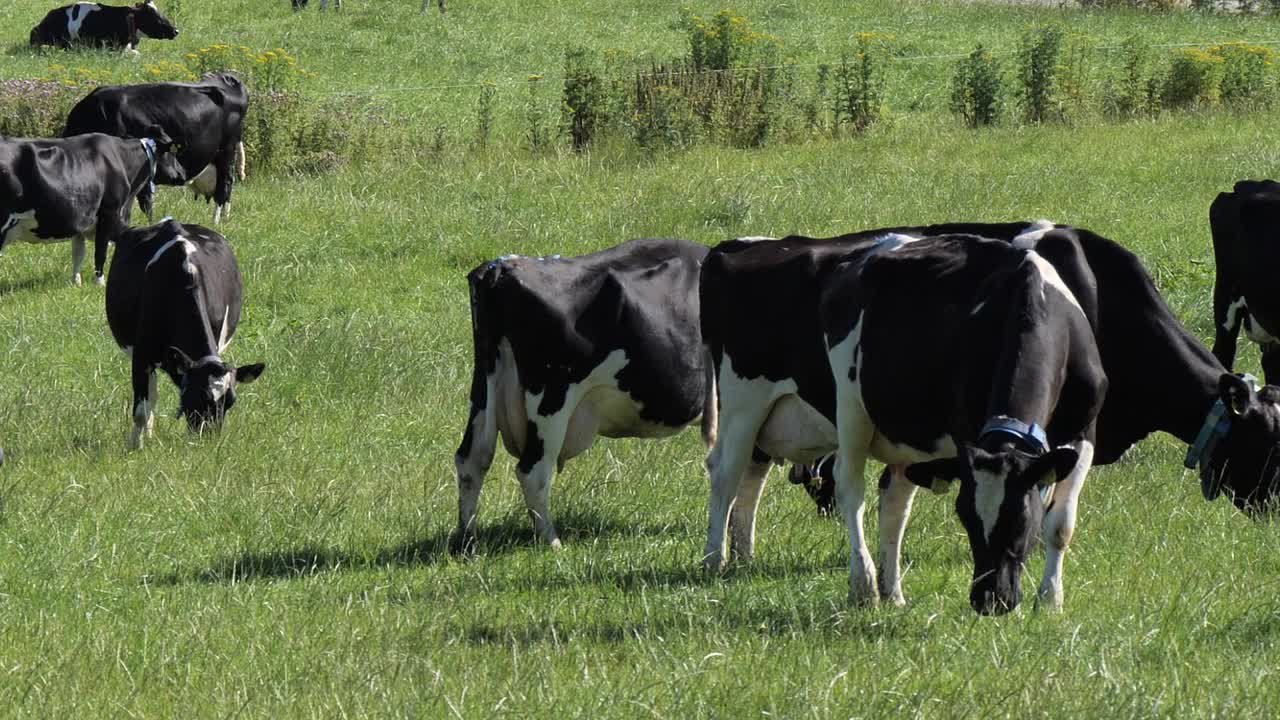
top-left (128, 362), bottom-right (157, 450)
top-left (728, 456), bottom-right (771, 562)
top-left (70, 235), bottom-right (87, 286)
top-left (516, 404), bottom-right (570, 549)
top-left (877, 465), bottom-right (917, 606)
top-left (452, 376), bottom-right (498, 555)
top-left (1037, 440), bottom-right (1094, 611)
top-left (212, 155), bottom-right (234, 225)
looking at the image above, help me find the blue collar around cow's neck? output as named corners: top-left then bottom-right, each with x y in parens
top-left (979, 415), bottom-right (1049, 455)
top-left (140, 138), bottom-right (158, 196)
top-left (1184, 373), bottom-right (1259, 470)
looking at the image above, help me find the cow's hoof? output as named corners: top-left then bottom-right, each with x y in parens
top-left (702, 553), bottom-right (726, 573)
top-left (94, 274), bottom-right (106, 287)
top-left (848, 589), bottom-right (880, 608)
top-left (448, 530), bottom-right (478, 557)
top-left (72, 274), bottom-right (83, 287)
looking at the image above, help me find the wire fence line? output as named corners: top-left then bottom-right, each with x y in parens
top-left (312, 36), bottom-right (1280, 98)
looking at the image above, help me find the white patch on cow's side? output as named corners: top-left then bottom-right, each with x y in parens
top-left (188, 164), bottom-right (217, 198)
top-left (216, 307), bottom-right (231, 353)
top-left (66, 3), bottom-right (99, 40)
top-left (1026, 251), bottom-right (1085, 315)
top-left (972, 471), bottom-right (1007, 542)
top-left (1224, 296), bottom-right (1248, 332)
top-left (874, 232), bottom-right (918, 252)
top-left (733, 236), bottom-right (777, 243)
top-left (1011, 219), bottom-right (1056, 249)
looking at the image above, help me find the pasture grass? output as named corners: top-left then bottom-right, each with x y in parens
top-left (3, 1), bottom-right (1280, 717)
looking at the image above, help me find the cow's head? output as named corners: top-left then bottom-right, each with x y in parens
top-left (167, 347), bottom-right (265, 432)
top-left (906, 444), bottom-right (1078, 615)
top-left (787, 456), bottom-right (836, 516)
top-left (1196, 374), bottom-right (1280, 514)
top-left (133, 1), bottom-right (178, 40)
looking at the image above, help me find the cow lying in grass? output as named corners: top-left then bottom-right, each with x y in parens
top-left (29, 1), bottom-right (178, 53)
top-left (106, 218), bottom-right (264, 450)
top-left (452, 239), bottom-right (707, 554)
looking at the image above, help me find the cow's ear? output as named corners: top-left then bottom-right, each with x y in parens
top-left (1220, 373), bottom-right (1257, 416)
top-left (904, 458), bottom-right (965, 495)
top-left (1021, 447), bottom-right (1079, 488)
top-left (143, 124), bottom-right (174, 149)
top-left (167, 346), bottom-right (195, 373)
top-left (235, 362), bottom-right (266, 384)
top-left (198, 86), bottom-right (227, 107)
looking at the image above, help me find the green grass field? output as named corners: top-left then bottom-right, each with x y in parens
top-left (4, 1), bottom-right (1280, 717)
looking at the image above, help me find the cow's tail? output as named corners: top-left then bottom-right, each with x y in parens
top-left (701, 345), bottom-right (718, 448)
top-left (236, 141), bottom-right (246, 181)
top-left (457, 259), bottom-right (505, 460)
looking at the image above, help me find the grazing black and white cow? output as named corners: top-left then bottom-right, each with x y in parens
top-left (0, 130), bottom-right (170, 286)
top-left (819, 234), bottom-right (1105, 615)
top-left (29, 2), bottom-right (178, 53)
top-left (105, 218), bottom-right (265, 449)
top-left (1210, 179), bottom-right (1280, 383)
top-left (703, 221), bottom-right (1280, 608)
top-left (453, 239), bottom-right (708, 554)
top-left (64, 73), bottom-right (249, 225)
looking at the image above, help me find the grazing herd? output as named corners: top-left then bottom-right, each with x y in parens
top-left (7, 2), bottom-right (1280, 616)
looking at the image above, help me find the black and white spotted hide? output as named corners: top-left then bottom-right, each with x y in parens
top-left (452, 238), bottom-right (708, 554)
top-left (105, 219), bottom-right (264, 449)
top-left (30, 2), bottom-right (178, 52)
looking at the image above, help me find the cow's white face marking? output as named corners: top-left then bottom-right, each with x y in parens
top-left (66, 3), bottom-right (99, 40)
top-left (210, 371), bottom-right (232, 402)
top-left (972, 470), bottom-right (1007, 542)
top-left (1011, 219), bottom-right (1055, 249)
top-left (1026, 251), bottom-right (1084, 315)
top-left (1225, 296), bottom-right (1248, 332)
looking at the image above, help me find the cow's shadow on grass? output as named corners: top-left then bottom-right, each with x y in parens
top-left (154, 508), bottom-right (690, 586)
top-left (0, 271), bottom-right (63, 297)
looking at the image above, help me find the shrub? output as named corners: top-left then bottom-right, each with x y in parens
top-left (1103, 35), bottom-right (1159, 117)
top-left (1210, 41), bottom-right (1274, 105)
top-left (950, 45), bottom-right (1004, 127)
top-left (1057, 32), bottom-right (1096, 119)
top-left (1162, 47), bottom-right (1224, 108)
top-left (631, 83), bottom-right (702, 150)
top-left (1017, 25), bottom-right (1064, 123)
top-left (833, 33), bottom-right (892, 135)
top-left (524, 75), bottom-right (552, 151)
top-left (473, 81), bottom-right (496, 150)
top-left (680, 7), bottom-right (779, 71)
top-left (0, 80), bottom-right (82, 138)
top-left (183, 45), bottom-right (312, 92)
top-left (562, 47), bottom-right (605, 150)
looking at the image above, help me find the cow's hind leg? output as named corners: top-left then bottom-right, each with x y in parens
top-left (70, 235), bottom-right (87, 286)
top-left (212, 147), bottom-right (236, 225)
top-left (452, 376), bottom-right (499, 555)
top-left (877, 465), bottom-right (917, 606)
top-left (515, 396), bottom-right (573, 549)
top-left (828, 323), bottom-right (879, 606)
top-left (728, 455), bottom-right (771, 562)
top-left (703, 403), bottom-right (769, 571)
top-left (1037, 440), bottom-right (1094, 611)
